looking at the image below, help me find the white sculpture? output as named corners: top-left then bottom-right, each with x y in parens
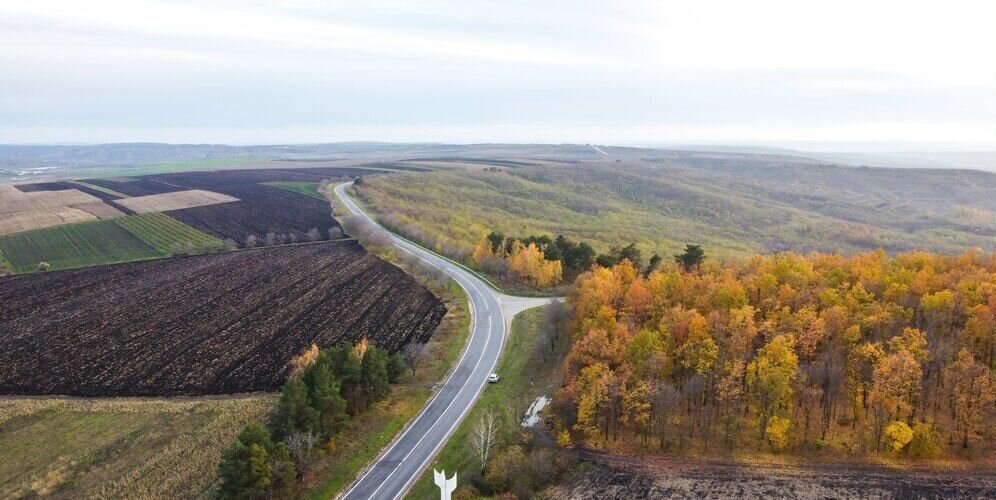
top-left (434, 469), bottom-right (457, 500)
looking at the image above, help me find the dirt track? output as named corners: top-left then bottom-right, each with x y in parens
top-left (543, 449), bottom-right (995, 499)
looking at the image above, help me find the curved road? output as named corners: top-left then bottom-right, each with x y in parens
top-left (334, 182), bottom-right (550, 500)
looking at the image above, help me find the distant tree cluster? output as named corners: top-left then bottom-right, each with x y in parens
top-left (555, 250), bottom-right (995, 458)
top-left (472, 232), bottom-right (568, 288)
top-left (170, 239), bottom-right (236, 256)
top-left (242, 227), bottom-right (335, 250)
top-left (219, 340), bottom-right (408, 499)
top-left (471, 231), bottom-right (706, 289)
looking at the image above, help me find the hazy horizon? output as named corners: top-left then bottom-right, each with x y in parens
top-left (2, 1), bottom-right (993, 147)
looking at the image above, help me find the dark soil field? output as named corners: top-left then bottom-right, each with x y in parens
top-left (87, 167), bottom-right (394, 243)
top-left (546, 450), bottom-right (995, 499)
top-left (0, 240), bottom-right (446, 397)
top-left (163, 182), bottom-right (337, 244)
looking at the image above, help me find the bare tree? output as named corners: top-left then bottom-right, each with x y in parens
top-left (245, 234), bottom-right (259, 248)
top-left (285, 431), bottom-right (319, 468)
top-left (402, 342), bottom-right (427, 376)
top-left (328, 227), bottom-right (344, 240)
top-left (307, 228), bottom-right (321, 242)
top-left (265, 232), bottom-right (277, 246)
top-left (470, 407), bottom-right (499, 474)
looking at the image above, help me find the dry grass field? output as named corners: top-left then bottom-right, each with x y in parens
top-left (0, 396), bottom-right (274, 499)
top-left (115, 189), bottom-right (239, 214)
top-left (0, 207), bottom-right (96, 235)
top-left (72, 201), bottom-right (127, 219)
top-left (0, 183), bottom-right (131, 235)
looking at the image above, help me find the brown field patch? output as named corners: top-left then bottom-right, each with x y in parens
top-left (0, 187), bottom-right (100, 215)
top-left (70, 201), bottom-right (126, 219)
top-left (0, 207), bottom-right (97, 235)
top-left (115, 189), bottom-right (239, 214)
top-left (0, 184), bottom-right (106, 235)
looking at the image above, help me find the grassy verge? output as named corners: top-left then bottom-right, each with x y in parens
top-left (298, 279), bottom-right (472, 497)
top-left (0, 395), bottom-right (274, 499)
top-left (262, 181), bottom-right (326, 200)
top-left (303, 386), bottom-right (430, 499)
top-left (406, 305), bottom-right (570, 499)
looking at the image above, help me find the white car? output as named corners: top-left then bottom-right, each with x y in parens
top-left (487, 373), bottom-right (500, 383)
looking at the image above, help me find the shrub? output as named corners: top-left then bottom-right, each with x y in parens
top-left (884, 421), bottom-right (914, 453)
top-left (218, 422), bottom-right (295, 499)
top-left (908, 421), bottom-right (940, 458)
top-left (765, 416), bottom-right (791, 451)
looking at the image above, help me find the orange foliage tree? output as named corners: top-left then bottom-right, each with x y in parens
top-left (555, 250), bottom-right (996, 457)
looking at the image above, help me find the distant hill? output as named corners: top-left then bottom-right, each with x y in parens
top-left (356, 150), bottom-right (996, 258)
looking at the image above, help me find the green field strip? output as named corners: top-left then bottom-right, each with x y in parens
top-left (115, 213), bottom-right (224, 253)
top-left (261, 181), bottom-right (327, 200)
top-left (0, 248), bottom-right (12, 274)
top-left (83, 156), bottom-right (266, 179)
top-left (70, 180), bottom-right (132, 198)
top-left (0, 220), bottom-right (160, 273)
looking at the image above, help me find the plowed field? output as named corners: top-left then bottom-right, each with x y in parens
top-left (0, 241), bottom-right (446, 397)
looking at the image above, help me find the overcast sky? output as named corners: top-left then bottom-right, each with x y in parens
top-left (1, 0), bottom-right (993, 148)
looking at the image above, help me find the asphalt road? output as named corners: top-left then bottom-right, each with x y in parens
top-left (334, 182), bottom-right (550, 500)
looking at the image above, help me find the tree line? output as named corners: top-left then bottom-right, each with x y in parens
top-left (471, 230), bottom-right (708, 290)
top-left (218, 340), bottom-right (408, 499)
top-left (553, 249), bottom-right (995, 458)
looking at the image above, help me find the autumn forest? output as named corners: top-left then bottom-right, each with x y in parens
top-left (553, 250), bottom-right (995, 458)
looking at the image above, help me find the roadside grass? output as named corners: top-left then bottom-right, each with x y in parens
top-left (303, 386), bottom-right (430, 499)
top-left (324, 181), bottom-right (353, 218)
top-left (406, 305), bottom-right (570, 499)
top-left (0, 219), bottom-right (160, 273)
top-left (299, 280), bottom-right (473, 497)
top-left (0, 396), bottom-right (273, 499)
top-left (340, 184), bottom-right (551, 299)
top-left (115, 213), bottom-right (225, 253)
top-left (262, 181), bottom-right (326, 200)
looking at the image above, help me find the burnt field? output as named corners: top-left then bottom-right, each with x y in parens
top-left (0, 240), bottom-right (446, 397)
top-left (546, 450), bottom-right (995, 499)
top-left (85, 167), bottom-right (393, 243)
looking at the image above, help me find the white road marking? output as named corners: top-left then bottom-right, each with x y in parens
top-left (333, 182), bottom-right (546, 500)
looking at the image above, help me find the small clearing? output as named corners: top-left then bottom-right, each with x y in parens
top-left (521, 395), bottom-right (549, 428)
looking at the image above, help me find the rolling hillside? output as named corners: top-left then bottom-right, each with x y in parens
top-left (355, 153), bottom-right (996, 261)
